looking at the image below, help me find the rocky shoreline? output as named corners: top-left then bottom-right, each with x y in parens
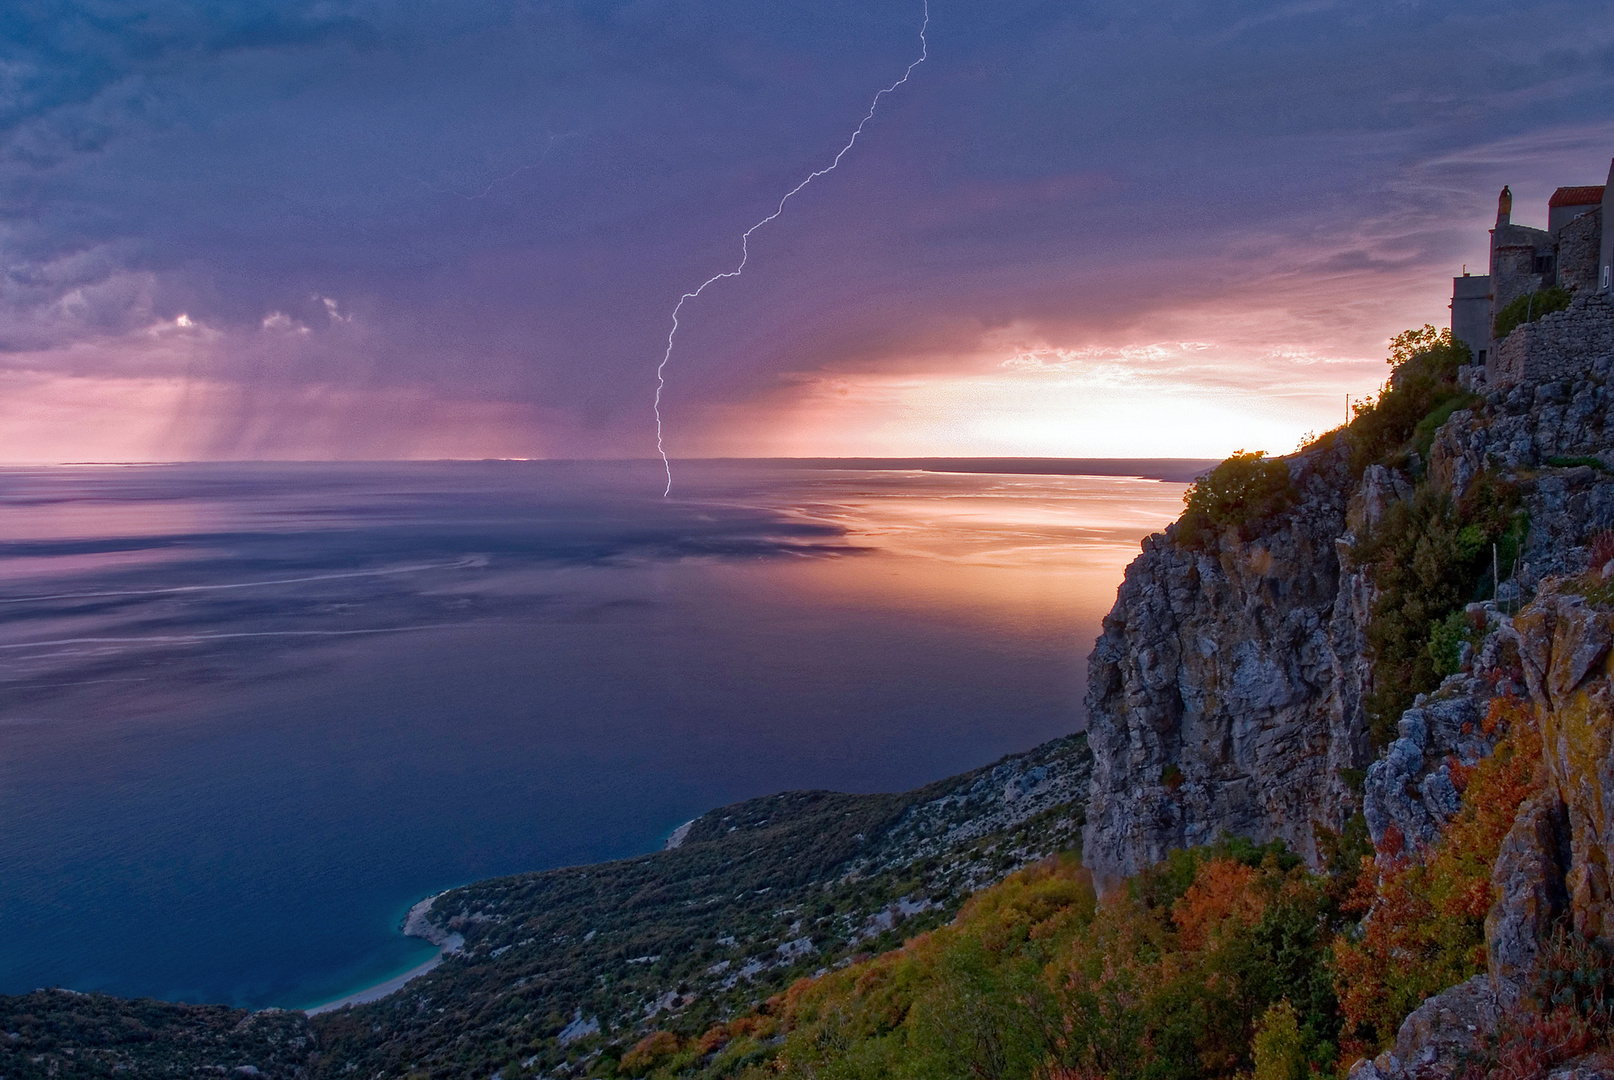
top-left (301, 896), bottom-right (465, 1017)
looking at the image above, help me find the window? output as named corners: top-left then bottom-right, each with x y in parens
top-left (1534, 253), bottom-right (1556, 275)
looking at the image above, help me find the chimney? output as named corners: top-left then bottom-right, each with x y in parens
top-left (1497, 185), bottom-right (1512, 226)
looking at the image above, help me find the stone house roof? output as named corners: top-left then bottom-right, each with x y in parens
top-left (1548, 185), bottom-right (1605, 207)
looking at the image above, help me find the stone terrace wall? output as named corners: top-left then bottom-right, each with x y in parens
top-left (1488, 293), bottom-right (1614, 387)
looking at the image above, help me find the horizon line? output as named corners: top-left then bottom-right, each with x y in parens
top-left (0, 454), bottom-right (1223, 467)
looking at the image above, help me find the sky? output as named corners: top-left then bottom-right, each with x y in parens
top-left (1, 0), bottom-right (1612, 464)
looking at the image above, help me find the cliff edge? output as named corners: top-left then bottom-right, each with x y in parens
top-left (1086, 335), bottom-right (1614, 890)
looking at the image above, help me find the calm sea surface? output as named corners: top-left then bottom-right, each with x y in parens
top-left (0, 459), bottom-right (1188, 1009)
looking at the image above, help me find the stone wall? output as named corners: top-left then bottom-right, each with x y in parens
top-left (1492, 221), bottom-right (1556, 316)
top-left (1558, 206), bottom-right (1603, 295)
top-left (1487, 293), bottom-right (1614, 387)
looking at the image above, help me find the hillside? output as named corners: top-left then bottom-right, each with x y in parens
top-left (1, 735), bottom-right (1091, 1079)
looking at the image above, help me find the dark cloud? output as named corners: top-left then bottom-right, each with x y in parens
top-left (0, 0), bottom-right (1611, 457)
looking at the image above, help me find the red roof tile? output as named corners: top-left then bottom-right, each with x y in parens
top-left (1549, 185), bottom-right (1605, 207)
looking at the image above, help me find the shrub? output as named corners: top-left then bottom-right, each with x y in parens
top-left (1427, 609), bottom-right (1479, 678)
top-left (620, 1031), bottom-right (683, 1075)
top-left (1493, 286), bottom-right (1572, 342)
top-left (1355, 476), bottom-right (1525, 745)
top-left (1346, 326), bottom-right (1471, 475)
top-left (1172, 859), bottom-right (1264, 950)
top-left (735, 845), bottom-right (1340, 1080)
top-left (1178, 450), bottom-right (1297, 548)
top-left (1252, 1001), bottom-right (1307, 1080)
top-left (1332, 697), bottom-right (1541, 1058)
top-left (1547, 455), bottom-right (1607, 471)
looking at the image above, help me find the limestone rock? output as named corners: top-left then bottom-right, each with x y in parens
top-left (1486, 796), bottom-right (1568, 1008)
top-left (1546, 1062), bottom-right (1614, 1080)
top-left (1347, 1052), bottom-right (1405, 1080)
top-left (1513, 593), bottom-right (1614, 940)
top-left (1362, 691), bottom-right (1500, 853)
top-left (1384, 975), bottom-right (1499, 1080)
top-left (1082, 441), bottom-right (1365, 884)
top-left (1363, 715), bottom-right (1435, 850)
top-left (1085, 298), bottom-right (1614, 907)
top-left (1349, 464), bottom-right (1415, 535)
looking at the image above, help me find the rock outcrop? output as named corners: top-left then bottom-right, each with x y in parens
top-left (1513, 592), bottom-right (1614, 940)
top-left (1357, 590), bottom-right (1614, 1078)
top-left (1486, 795), bottom-right (1568, 1008)
top-left (1087, 347), bottom-right (1614, 889)
top-left (1084, 329), bottom-right (1614, 1072)
top-left (1083, 442), bottom-right (1370, 884)
top-left (1347, 975), bottom-right (1501, 1080)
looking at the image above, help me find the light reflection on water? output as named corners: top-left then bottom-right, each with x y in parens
top-left (0, 460), bottom-right (1190, 1008)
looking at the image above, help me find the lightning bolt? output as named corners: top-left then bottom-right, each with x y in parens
top-left (653, 2), bottom-right (929, 496)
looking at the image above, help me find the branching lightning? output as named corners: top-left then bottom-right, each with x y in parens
top-left (653, 2), bottom-right (929, 496)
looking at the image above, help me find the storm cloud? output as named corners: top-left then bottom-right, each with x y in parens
top-left (2, 0), bottom-right (1611, 460)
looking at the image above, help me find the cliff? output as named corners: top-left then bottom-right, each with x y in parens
top-left (1084, 324), bottom-right (1614, 1075)
top-left (1086, 342), bottom-right (1614, 888)
top-left (1083, 439), bottom-right (1368, 884)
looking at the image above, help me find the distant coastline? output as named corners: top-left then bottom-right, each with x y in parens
top-left (10, 456), bottom-right (1221, 485)
top-left (699, 457), bottom-right (1220, 483)
top-left (302, 895), bottom-right (463, 1016)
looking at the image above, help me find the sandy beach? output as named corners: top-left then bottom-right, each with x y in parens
top-left (304, 894), bottom-right (464, 1016)
top-left (303, 932), bottom-right (463, 1016)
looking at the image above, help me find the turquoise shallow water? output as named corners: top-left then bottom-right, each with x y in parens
top-left (0, 459), bottom-right (1189, 1008)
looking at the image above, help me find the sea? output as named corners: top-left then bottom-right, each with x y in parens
top-left (0, 458), bottom-right (1197, 1010)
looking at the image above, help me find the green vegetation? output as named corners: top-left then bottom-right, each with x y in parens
top-left (1493, 286), bottom-right (1571, 342)
top-left (675, 840), bottom-right (1342, 1080)
top-left (311, 737), bottom-right (1091, 1079)
top-left (1344, 325), bottom-right (1472, 476)
top-left (1353, 476), bottom-right (1525, 744)
top-left (1177, 450), bottom-right (1297, 548)
top-left (1313, 324), bottom-right (1527, 745)
top-left (597, 699), bottom-right (1542, 1080)
top-left (1547, 455), bottom-right (1608, 470)
top-left (1252, 1001), bottom-right (1308, 1080)
top-left (1332, 696), bottom-right (1540, 1055)
top-left (0, 990), bottom-right (313, 1079)
top-left (1426, 608), bottom-right (1483, 677)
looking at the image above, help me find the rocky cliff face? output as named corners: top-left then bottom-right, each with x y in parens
top-left (1350, 588), bottom-right (1614, 1080)
top-left (1083, 327), bottom-right (1614, 1074)
top-left (1512, 592), bottom-right (1614, 947)
top-left (1086, 355), bottom-right (1614, 890)
top-left (1082, 442), bottom-right (1370, 885)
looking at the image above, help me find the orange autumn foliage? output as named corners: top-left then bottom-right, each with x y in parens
top-left (1173, 859), bottom-right (1266, 949)
top-left (620, 1030), bottom-right (683, 1073)
top-left (1333, 696), bottom-right (1542, 1058)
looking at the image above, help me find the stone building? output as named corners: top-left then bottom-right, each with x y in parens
top-left (1449, 159), bottom-right (1613, 385)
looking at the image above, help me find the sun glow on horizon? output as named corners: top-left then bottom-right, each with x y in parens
top-left (689, 337), bottom-right (1392, 461)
